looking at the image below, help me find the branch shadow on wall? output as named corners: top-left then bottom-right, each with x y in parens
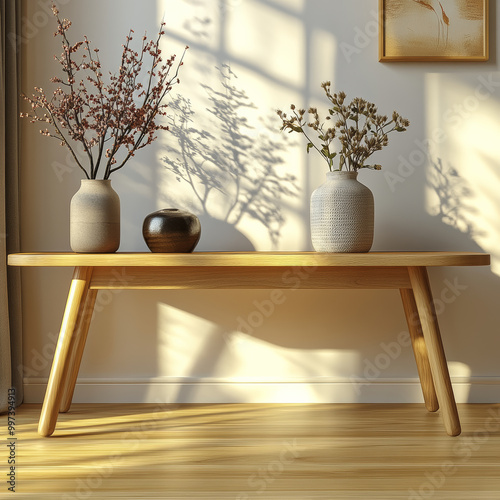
top-left (162, 64), bottom-right (299, 250)
top-left (427, 157), bottom-right (485, 242)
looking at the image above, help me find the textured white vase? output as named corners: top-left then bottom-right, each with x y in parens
top-left (70, 179), bottom-right (120, 253)
top-left (310, 171), bottom-right (374, 252)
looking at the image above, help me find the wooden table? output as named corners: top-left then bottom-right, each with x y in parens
top-left (8, 251), bottom-right (490, 437)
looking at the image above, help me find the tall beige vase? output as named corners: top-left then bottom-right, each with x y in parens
top-left (70, 179), bottom-right (120, 253)
top-left (310, 171), bottom-right (374, 253)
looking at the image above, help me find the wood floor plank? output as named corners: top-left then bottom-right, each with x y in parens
top-left (2, 403), bottom-right (500, 498)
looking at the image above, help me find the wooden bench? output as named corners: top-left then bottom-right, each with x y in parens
top-left (8, 251), bottom-right (490, 437)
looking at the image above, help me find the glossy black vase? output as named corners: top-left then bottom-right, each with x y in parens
top-left (142, 209), bottom-right (201, 253)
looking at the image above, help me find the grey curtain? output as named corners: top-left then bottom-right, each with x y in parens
top-left (0, 0), bottom-right (23, 413)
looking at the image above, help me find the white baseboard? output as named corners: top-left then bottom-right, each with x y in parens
top-left (23, 377), bottom-right (500, 404)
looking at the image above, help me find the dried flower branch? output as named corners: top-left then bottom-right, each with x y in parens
top-left (277, 82), bottom-right (410, 172)
top-left (21, 4), bottom-right (188, 180)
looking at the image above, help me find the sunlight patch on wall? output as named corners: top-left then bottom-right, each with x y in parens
top-left (457, 116), bottom-right (500, 275)
top-left (424, 73), bottom-right (500, 274)
top-left (157, 302), bottom-right (232, 378)
top-left (156, 302), bottom-right (360, 386)
top-left (448, 361), bottom-right (472, 402)
top-left (310, 28), bottom-right (337, 90)
top-left (225, 1), bottom-right (305, 87)
top-left (448, 361), bottom-right (472, 379)
top-left (155, 0), bottom-right (341, 251)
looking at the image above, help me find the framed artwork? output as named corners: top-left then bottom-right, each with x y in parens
top-left (379, 0), bottom-right (489, 62)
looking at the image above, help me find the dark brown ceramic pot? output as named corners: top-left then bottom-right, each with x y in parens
top-left (142, 209), bottom-right (201, 253)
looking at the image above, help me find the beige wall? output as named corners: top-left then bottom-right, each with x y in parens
top-left (19, 0), bottom-right (500, 403)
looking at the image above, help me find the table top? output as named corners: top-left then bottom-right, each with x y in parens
top-left (7, 252), bottom-right (490, 268)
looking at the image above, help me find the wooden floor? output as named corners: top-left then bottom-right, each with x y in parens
top-left (3, 403), bottom-right (500, 499)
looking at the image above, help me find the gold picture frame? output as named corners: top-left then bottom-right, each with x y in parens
top-left (379, 0), bottom-right (489, 62)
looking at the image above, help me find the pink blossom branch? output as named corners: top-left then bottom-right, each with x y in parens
top-left (20, 3), bottom-right (187, 180)
top-left (52, 8), bottom-right (97, 175)
top-left (107, 49), bottom-right (187, 177)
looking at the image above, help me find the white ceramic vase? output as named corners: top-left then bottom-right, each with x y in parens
top-left (70, 179), bottom-right (120, 253)
top-left (310, 171), bottom-right (374, 253)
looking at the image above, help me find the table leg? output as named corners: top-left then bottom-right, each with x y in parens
top-left (38, 267), bottom-right (93, 437)
top-left (60, 288), bottom-right (98, 413)
top-left (400, 288), bottom-right (439, 412)
top-left (408, 266), bottom-right (461, 436)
